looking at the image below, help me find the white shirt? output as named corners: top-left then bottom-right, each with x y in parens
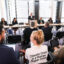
top-left (25, 45), bottom-right (48, 64)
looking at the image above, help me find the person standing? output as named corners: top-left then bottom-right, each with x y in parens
top-left (28, 13), bottom-right (35, 20)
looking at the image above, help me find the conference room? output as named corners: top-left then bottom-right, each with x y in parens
top-left (0, 0), bottom-right (64, 64)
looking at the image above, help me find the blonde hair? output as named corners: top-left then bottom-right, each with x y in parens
top-left (31, 29), bottom-right (44, 45)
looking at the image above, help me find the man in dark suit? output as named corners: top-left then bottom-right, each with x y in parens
top-left (0, 25), bottom-right (19, 64)
top-left (38, 17), bottom-right (44, 29)
top-left (0, 18), bottom-right (7, 25)
top-left (38, 17), bottom-right (44, 24)
top-left (28, 13), bottom-right (35, 20)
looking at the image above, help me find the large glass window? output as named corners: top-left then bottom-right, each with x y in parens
top-left (6, 0), bottom-right (35, 24)
top-left (0, 0), bottom-right (7, 21)
top-left (16, 0), bottom-right (28, 23)
top-left (39, 0), bottom-right (57, 22)
top-left (0, 5), bottom-right (1, 20)
top-left (29, 0), bottom-right (35, 16)
top-left (6, 0), bottom-right (16, 24)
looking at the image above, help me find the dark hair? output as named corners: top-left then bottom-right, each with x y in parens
top-left (13, 18), bottom-right (16, 21)
top-left (45, 22), bottom-right (49, 27)
top-left (0, 25), bottom-right (3, 34)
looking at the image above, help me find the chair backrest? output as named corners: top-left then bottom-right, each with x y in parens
top-left (7, 35), bottom-right (21, 44)
top-left (39, 52), bottom-right (54, 64)
top-left (56, 32), bottom-right (64, 39)
top-left (50, 37), bottom-right (59, 48)
top-left (7, 29), bottom-right (13, 35)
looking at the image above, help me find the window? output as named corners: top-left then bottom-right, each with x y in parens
top-left (16, 0), bottom-right (28, 23)
top-left (39, 0), bottom-right (57, 22)
top-left (29, 0), bottom-right (35, 16)
top-left (6, 0), bottom-right (35, 24)
top-left (0, 0), bottom-right (7, 21)
top-left (6, 0), bottom-right (16, 24)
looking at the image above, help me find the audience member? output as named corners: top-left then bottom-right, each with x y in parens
top-left (21, 30), bottom-right (48, 64)
top-left (0, 18), bottom-right (7, 25)
top-left (53, 46), bottom-right (64, 64)
top-left (48, 17), bottom-right (53, 24)
top-left (12, 18), bottom-right (18, 25)
top-left (42, 22), bottom-right (52, 41)
top-left (23, 20), bottom-right (38, 49)
top-left (56, 17), bottom-right (61, 30)
top-left (0, 25), bottom-right (19, 64)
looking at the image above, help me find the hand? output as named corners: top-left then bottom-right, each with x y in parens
top-left (19, 49), bottom-right (26, 53)
top-left (54, 47), bottom-right (58, 51)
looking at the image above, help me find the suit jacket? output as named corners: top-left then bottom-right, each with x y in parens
top-left (38, 20), bottom-right (44, 24)
top-left (28, 16), bottom-right (35, 20)
top-left (0, 21), bottom-right (7, 25)
top-left (0, 44), bottom-right (19, 64)
top-left (12, 21), bottom-right (18, 25)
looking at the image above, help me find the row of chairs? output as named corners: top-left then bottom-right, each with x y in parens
top-left (5, 31), bottom-right (64, 43)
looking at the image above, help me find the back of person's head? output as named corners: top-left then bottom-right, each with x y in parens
top-left (55, 46), bottom-right (64, 64)
top-left (31, 29), bottom-right (44, 45)
top-left (58, 47), bottom-right (64, 59)
top-left (45, 22), bottom-right (49, 27)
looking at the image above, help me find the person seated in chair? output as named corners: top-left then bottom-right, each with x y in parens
top-left (53, 46), bottom-right (64, 64)
top-left (12, 18), bottom-right (18, 25)
top-left (38, 17), bottom-right (44, 29)
top-left (0, 18), bottom-right (7, 25)
top-left (38, 17), bottom-right (44, 24)
top-left (21, 30), bottom-right (48, 64)
top-left (48, 17), bottom-right (53, 24)
top-left (23, 20), bottom-right (38, 49)
top-left (42, 22), bottom-right (52, 41)
top-left (0, 25), bottom-right (19, 64)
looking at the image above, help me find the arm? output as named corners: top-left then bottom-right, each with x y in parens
top-left (9, 48), bottom-right (20, 64)
top-left (19, 49), bottom-right (26, 53)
